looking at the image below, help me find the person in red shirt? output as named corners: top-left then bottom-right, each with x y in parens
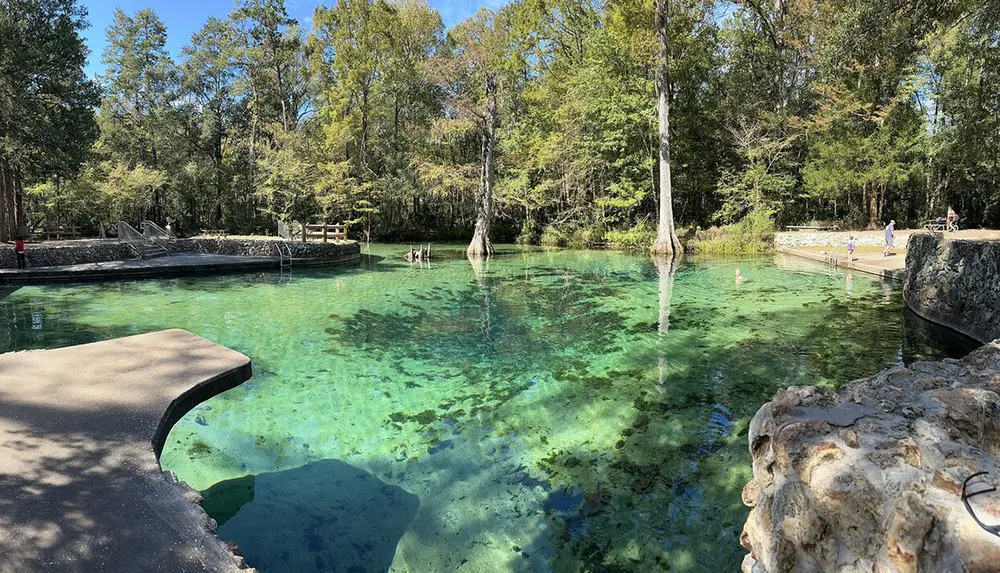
top-left (13, 236), bottom-right (25, 269)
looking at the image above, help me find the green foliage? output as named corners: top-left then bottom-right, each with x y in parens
top-left (689, 210), bottom-right (776, 255)
top-left (13, 0), bottom-right (1000, 241)
top-left (515, 217), bottom-right (541, 245)
top-left (539, 224), bottom-right (571, 248)
top-left (538, 223), bottom-right (605, 249)
top-left (715, 120), bottom-right (798, 225)
top-left (255, 123), bottom-right (323, 226)
top-left (0, 0), bottom-right (99, 238)
top-left (606, 221), bottom-right (657, 252)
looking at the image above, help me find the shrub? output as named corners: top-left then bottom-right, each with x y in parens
top-left (540, 224), bottom-right (571, 247)
top-left (539, 223), bottom-right (605, 248)
top-left (606, 222), bottom-right (657, 252)
top-left (516, 218), bottom-right (540, 245)
top-left (689, 210), bottom-right (775, 255)
top-left (576, 225), bottom-right (606, 248)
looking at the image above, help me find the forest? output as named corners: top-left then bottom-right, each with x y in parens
top-left (2, 0), bottom-right (1000, 249)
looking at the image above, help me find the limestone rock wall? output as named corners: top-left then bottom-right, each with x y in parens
top-left (0, 238), bottom-right (360, 269)
top-left (169, 238), bottom-right (358, 261)
top-left (904, 234), bottom-right (1000, 343)
top-left (776, 232), bottom-right (911, 249)
top-left (740, 343), bottom-right (1000, 572)
top-left (0, 242), bottom-right (133, 269)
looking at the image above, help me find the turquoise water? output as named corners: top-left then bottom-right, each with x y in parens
top-left (0, 245), bottom-right (976, 572)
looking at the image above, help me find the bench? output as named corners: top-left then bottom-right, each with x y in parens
top-left (785, 221), bottom-right (843, 232)
top-left (785, 225), bottom-right (832, 232)
top-left (923, 219), bottom-right (958, 232)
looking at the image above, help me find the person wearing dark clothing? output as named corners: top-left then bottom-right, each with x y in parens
top-left (14, 236), bottom-right (25, 269)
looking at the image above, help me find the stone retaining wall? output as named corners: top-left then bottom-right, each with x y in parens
top-left (776, 231), bottom-right (911, 249)
top-left (0, 238), bottom-right (360, 269)
top-left (0, 241), bottom-right (133, 269)
top-left (904, 233), bottom-right (1000, 343)
top-left (169, 238), bottom-right (358, 261)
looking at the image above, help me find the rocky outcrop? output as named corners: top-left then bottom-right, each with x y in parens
top-left (740, 341), bottom-right (1000, 572)
top-left (905, 233), bottom-right (1000, 343)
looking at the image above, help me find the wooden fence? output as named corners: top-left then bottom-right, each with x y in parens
top-left (278, 221), bottom-right (349, 242)
top-left (304, 223), bottom-right (348, 243)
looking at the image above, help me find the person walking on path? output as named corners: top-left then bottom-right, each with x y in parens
top-left (846, 236), bottom-right (856, 262)
top-left (882, 220), bottom-right (895, 257)
top-left (13, 236), bottom-right (26, 269)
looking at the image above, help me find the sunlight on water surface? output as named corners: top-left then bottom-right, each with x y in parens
top-left (0, 245), bottom-right (977, 572)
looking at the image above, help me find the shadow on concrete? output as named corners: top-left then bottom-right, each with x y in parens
top-left (206, 459), bottom-right (419, 573)
top-left (0, 330), bottom-right (252, 573)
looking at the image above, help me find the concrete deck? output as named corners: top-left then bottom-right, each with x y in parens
top-left (778, 246), bottom-right (907, 280)
top-left (0, 330), bottom-right (254, 573)
top-left (0, 253), bottom-right (281, 284)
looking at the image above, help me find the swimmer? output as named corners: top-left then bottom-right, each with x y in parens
top-left (735, 268), bottom-right (746, 284)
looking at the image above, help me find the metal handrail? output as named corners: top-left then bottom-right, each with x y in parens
top-left (274, 241), bottom-right (292, 269)
top-left (141, 220), bottom-right (173, 240)
top-left (117, 221), bottom-right (169, 259)
top-left (117, 221), bottom-right (144, 246)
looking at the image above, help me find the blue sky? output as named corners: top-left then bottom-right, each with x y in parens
top-left (80, 0), bottom-right (508, 78)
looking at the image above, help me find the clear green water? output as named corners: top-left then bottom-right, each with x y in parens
top-left (0, 245), bottom-right (976, 572)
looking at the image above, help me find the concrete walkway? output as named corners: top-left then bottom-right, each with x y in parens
top-left (778, 246), bottom-right (907, 280)
top-left (0, 252), bottom-right (280, 284)
top-left (0, 330), bottom-right (254, 573)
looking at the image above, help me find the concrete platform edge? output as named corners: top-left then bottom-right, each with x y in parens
top-left (777, 246), bottom-right (907, 281)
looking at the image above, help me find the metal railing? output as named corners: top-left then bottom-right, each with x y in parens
top-left (117, 221), bottom-right (169, 259)
top-left (117, 221), bottom-right (144, 246)
top-left (274, 241), bottom-right (293, 270)
top-left (141, 220), bottom-right (173, 240)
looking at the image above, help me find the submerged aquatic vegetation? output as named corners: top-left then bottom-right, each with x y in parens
top-left (0, 244), bottom-right (976, 572)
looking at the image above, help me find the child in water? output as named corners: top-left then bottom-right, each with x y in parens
top-left (735, 268), bottom-right (746, 284)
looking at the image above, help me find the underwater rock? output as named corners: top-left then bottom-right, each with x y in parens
top-left (740, 340), bottom-right (1000, 572)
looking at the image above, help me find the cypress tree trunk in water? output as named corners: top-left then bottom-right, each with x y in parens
top-left (652, 0), bottom-right (682, 257)
top-left (468, 73), bottom-right (497, 258)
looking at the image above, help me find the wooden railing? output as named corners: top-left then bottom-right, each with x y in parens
top-left (303, 223), bottom-right (347, 243)
top-left (30, 225), bottom-right (82, 241)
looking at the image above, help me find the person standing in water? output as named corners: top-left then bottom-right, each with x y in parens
top-left (735, 268), bottom-right (746, 284)
top-left (882, 220), bottom-right (895, 257)
top-left (13, 236), bottom-right (26, 269)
